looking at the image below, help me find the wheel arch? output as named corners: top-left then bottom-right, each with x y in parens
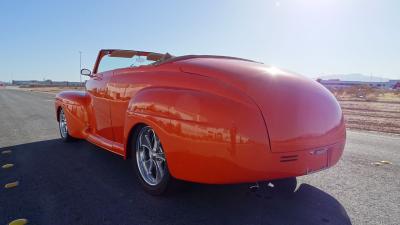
top-left (125, 122), bottom-right (147, 159)
top-left (55, 91), bottom-right (91, 139)
top-left (56, 105), bottom-right (62, 122)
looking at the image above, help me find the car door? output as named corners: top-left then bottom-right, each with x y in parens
top-left (86, 70), bottom-right (114, 141)
top-left (108, 68), bottom-right (144, 145)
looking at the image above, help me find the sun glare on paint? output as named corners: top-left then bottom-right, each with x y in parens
top-left (258, 66), bottom-right (287, 76)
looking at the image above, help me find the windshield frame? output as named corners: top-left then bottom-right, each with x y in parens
top-left (92, 49), bottom-right (173, 74)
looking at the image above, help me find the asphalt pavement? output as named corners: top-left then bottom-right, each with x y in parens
top-left (0, 89), bottom-right (399, 225)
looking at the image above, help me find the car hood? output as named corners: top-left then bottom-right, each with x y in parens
top-left (176, 57), bottom-right (346, 153)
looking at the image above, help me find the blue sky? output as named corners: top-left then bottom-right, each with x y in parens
top-left (1, 0), bottom-right (399, 82)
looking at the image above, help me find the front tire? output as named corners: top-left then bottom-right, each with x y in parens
top-left (58, 108), bottom-right (73, 142)
top-left (131, 125), bottom-right (174, 195)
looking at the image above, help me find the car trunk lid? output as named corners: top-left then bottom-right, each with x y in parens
top-left (176, 57), bottom-right (346, 153)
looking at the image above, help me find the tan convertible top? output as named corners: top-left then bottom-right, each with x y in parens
top-left (107, 49), bottom-right (173, 62)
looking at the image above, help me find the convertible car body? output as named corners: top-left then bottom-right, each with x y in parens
top-left (55, 49), bottom-right (345, 194)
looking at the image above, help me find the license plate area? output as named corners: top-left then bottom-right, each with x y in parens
top-left (306, 148), bottom-right (329, 174)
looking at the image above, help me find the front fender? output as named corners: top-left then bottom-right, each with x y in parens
top-left (55, 91), bottom-right (91, 139)
top-left (124, 87), bottom-right (271, 183)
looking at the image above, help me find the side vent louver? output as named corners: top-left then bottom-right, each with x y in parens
top-left (280, 155), bottom-right (298, 162)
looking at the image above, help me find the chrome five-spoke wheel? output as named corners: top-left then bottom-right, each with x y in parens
top-left (136, 126), bottom-right (167, 186)
top-left (58, 108), bottom-right (74, 142)
top-left (59, 108), bottom-right (69, 139)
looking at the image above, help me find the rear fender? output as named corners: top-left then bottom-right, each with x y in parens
top-left (124, 87), bottom-right (271, 183)
top-left (55, 91), bottom-right (91, 139)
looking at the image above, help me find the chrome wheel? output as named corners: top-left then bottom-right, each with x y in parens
top-left (59, 109), bottom-right (68, 138)
top-left (136, 126), bottom-right (166, 186)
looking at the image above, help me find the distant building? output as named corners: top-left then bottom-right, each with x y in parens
top-left (317, 79), bottom-right (400, 89)
top-left (12, 80), bottom-right (83, 87)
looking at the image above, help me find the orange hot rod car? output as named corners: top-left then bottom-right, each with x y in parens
top-left (55, 49), bottom-right (346, 195)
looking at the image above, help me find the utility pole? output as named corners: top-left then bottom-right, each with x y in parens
top-left (79, 51), bottom-right (82, 83)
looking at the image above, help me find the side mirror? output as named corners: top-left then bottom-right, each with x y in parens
top-left (81, 69), bottom-right (92, 77)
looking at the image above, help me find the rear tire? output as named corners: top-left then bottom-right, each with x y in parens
top-left (270, 177), bottom-right (297, 193)
top-left (58, 108), bottom-right (74, 142)
top-left (131, 125), bottom-right (176, 195)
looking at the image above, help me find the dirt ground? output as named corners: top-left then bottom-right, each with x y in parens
top-left (331, 86), bottom-right (400, 135)
top-left (339, 100), bottom-right (400, 134)
top-left (8, 85), bottom-right (400, 135)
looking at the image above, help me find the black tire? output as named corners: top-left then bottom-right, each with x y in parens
top-left (58, 108), bottom-right (74, 142)
top-left (130, 125), bottom-right (177, 195)
top-left (270, 177), bottom-right (297, 193)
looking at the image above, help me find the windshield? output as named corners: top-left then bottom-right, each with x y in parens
top-left (97, 50), bottom-right (173, 73)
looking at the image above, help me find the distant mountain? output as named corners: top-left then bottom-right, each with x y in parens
top-left (317, 73), bottom-right (391, 82)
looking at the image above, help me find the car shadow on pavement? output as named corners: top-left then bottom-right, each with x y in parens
top-left (0, 139), bottom-right (352, 225)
